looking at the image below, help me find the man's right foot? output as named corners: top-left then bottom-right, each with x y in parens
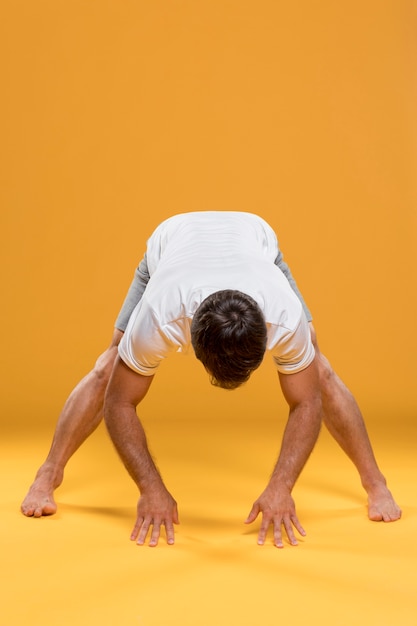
top-left (21, 483), bottom-right (57, 517)
top-left (21, 466), bottom-right (62, 517)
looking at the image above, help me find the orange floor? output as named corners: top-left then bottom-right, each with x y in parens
top-left (2, 383), bottom-right (416, 626)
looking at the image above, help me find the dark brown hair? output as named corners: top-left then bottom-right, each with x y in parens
top-left (191, 290), bottom-right (267, 390)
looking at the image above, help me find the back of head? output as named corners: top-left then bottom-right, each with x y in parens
top-left (191, 290), bottom-right (267, 390)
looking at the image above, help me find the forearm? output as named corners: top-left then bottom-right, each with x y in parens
top-left (269, 401), bottom-right (321, 493)
top-left (104, 362), bottom-right (178, 546)
top-left (104, 402), bottom-right (163, 492)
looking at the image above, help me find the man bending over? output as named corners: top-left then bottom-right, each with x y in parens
top-left (22, 211), bottom-right (401, 547)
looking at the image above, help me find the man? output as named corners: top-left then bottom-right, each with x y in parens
top-left (21, 211), bottom-right (401, 547)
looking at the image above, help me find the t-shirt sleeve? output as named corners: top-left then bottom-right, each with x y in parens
top-left (117, 302), bottom-right (173, 375)
top-left (117, 300), bottom-right (191, 376)
top-left (269, 313), bottom-right (315, 374)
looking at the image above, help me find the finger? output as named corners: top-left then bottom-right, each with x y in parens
top-left (282, 518), bottom-right (298, 546)
top-left (148, 521), bottom-right (161, 547)
top-left (257, 514), bottom-right (272, 545)
top-left (272, 521), bottom-right (284, 549)
top-left (245, 503), bottom-right (260, 525)
top-left (136, 518), bottom-right (151, 545)
top-left (130, 517), bottom-right (144, 541)
top-left (291, 515), bottom-right (306, 537)
top-left (164, 520), bottom-right (175, 545)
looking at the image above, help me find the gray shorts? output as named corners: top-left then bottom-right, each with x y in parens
top-left (115, 255), bottom-right (150, 331)
top-left (274, 249), bottom-right (313, 323)
top-left (114, 251), bottom-right (313, 332)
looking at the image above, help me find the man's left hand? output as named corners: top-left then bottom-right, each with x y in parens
top-left (245, 486), bottom-right (306, 548)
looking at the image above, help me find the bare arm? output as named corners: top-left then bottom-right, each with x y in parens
top-left (246, 357), bottom-right (322, 547)
top-left (104, 357), bottom-right (179, 546)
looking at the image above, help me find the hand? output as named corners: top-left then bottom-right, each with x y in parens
top-left (130, 487), bottom-right (179, 547)
top-left (245, 486), bottom-right (306, 548)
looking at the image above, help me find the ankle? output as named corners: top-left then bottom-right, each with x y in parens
top-left (362, 473), bottom-right (387, 494)
top-left (35, 463), bottom-right (64, 489)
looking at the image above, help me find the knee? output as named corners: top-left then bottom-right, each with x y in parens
top-left (92, 345), bottom-right (118, 386)
top-left (315, 352), bottom-right (336, 395)
top-left (92, 329), bottom-right (123, 383)
top-left (309, 324), bottom-right (335, 391)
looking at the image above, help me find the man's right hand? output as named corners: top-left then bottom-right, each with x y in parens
top-left (130, 487), bottom-right (179, 547)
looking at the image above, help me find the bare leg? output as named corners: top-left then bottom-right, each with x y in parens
top-left (310, 324), bottom-right (401, 522)
top-left (21, 329), bottom-right (123, 517)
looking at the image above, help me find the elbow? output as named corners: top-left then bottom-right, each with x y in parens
top-left (291, 393), bottom-right (322, 433)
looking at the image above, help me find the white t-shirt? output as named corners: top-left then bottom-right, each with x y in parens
top-left (118, 212), bottom-right (315, 376)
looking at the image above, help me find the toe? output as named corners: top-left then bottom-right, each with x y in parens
top-left (21, 506), bottom-right (34, 517)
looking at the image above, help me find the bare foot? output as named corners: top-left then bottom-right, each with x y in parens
top-left (21, 466), bottom-right (62, 517)
top-left (367, 484), bottom-right (402, 522)
top-left (21, 486), bottom-right (57, 517)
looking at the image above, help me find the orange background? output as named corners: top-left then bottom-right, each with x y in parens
top-left (1, 1), bottom-right (417, 625)
top-left (2, 0), bottom-right (417, 423)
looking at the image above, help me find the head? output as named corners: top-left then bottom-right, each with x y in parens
top-left (191, 290), bottom-right (267, 390)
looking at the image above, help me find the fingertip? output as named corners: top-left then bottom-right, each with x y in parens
top-left (257, 532), bottom-right (267, 545)
top-left (165, 530), bottom-right (176, 545)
